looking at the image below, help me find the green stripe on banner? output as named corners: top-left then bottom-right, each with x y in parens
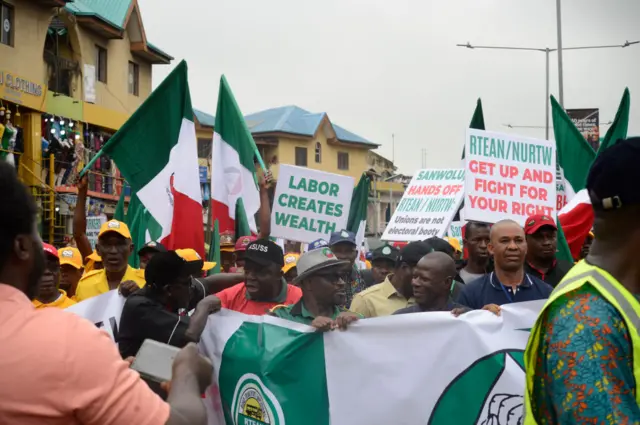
top-left (218, 322), bottom-right (329, 425)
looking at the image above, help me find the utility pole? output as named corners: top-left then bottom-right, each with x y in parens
top-left (556, 0), bottom-right (565, 106)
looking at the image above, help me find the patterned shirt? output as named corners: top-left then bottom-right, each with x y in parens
top-left (531, 284), bottom-right (640, 424)
top-left (342, 265), bottom-right (366, 309)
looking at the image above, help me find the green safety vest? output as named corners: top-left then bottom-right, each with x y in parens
top-left (523, 260), bottom-right (640, 424)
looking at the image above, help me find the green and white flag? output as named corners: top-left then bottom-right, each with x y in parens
top-left (200, 301), bottom-right (543, 425)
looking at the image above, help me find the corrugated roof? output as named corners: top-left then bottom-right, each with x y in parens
top-left (244, 105), bottom-right (377, 146)
top-left (64, 0), bottom-right (171, 60)
top-left (194, 109), bottom-right (215, 127)
top-left (65, 0), bottom-right (130, 29)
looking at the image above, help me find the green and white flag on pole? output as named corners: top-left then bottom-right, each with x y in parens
top-left (200, 301), bottom-right (543, 425)
top-left (347, 173), bottom-right (370, 265)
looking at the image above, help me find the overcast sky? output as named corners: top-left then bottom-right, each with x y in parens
top-left (138, 0), bottom-right (639, 174)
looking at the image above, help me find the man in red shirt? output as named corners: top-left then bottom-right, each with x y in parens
top-left (215, 239), bottom-right (302, 315)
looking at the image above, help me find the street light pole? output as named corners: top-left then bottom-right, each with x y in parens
top-left (456, 40), bottom-right (638, 139)
top-left (545, 48), bottom-right (550, 140)
top-left (556, 0), bottom-right (565, 106)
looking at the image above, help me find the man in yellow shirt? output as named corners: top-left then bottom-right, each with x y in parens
top-left (350, 241), bottom-right (431, 317)
top-left (32, 243), bottom-right (76, 309)
top-left (58, 246), bottom-right (83, 299)
top-left (75, 220), bottom-right (145, 302)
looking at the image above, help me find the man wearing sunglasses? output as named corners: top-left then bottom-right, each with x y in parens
top-left (270, 248), bottom-right (360, 330)
top-left (350, 241), bottom-right (432, 318)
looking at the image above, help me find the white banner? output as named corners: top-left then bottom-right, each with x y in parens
top-left (83, 64), bottom-right (96, 103)
top-left (200, 300), bottom-right (544, 425)
top-left (465, 129), bottom-right (557, 225)
top-left (271, 165), bottom-right (354, 243)
top-left (381, 168), bottom-right (464, 241)
top-left (66, 290), bottom-right (124, 340)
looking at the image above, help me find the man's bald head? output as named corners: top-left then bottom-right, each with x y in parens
top-left (488, 219), bottom-right (527, 273)
top-left (490, 220), bottom-right (524, 242)
top-left (417, 251), bottom-right (456, 278)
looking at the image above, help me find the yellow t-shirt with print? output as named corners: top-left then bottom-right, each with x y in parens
top-left (32, 289), bottom-right (77, 309)
top-left (75, 265), bottom-right (146, 302)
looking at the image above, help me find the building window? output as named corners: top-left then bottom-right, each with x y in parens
top-left (95, 45), bottom-right (108, 83)
top-left (128, 62), bottom-right (139, 96)
top-left (295, 147), bottom-right (307, 166)
top-left (197, 138), bottom-right (212, 159)
top-left (314, 142), bottom-right (322, 163)
top-left (338, 152), bottom-right (349, 170)
top-left (0, 2), bottom-right (13, 47)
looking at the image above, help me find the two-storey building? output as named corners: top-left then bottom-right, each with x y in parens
top-left (0, 0), bottom-right (171, 244)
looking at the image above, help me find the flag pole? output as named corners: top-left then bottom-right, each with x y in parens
top-left (79, 147), bottom-right (106, 177)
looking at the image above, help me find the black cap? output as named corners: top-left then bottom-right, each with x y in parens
top-left (244, 238), bottom-right (285, 268)
top-left (137, 241), bottom-right (167, 256)
top-left (587, 137), bottom-right (640, 211)
top-left (423, 237), bottom-right (454, 257)
top-left (145, 251), bottom-right (202, 289)
top-left (372, 244), bottom-right (399, 262)
top-left (398, 241), bottom-right (432, 265)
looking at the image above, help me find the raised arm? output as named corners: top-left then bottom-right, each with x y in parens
top-left (196, 272), bottom-right (244, 295)
top-left (73, 177), bottom-right (93, 261)
top-left (258, 170), bottom-right (273, 239)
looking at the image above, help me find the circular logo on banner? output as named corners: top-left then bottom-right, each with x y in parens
top-left (232, 374), bottom-right (285, 425)
top-left (428, 350), bottom-right (525, 425)
top-left (3, 19), bottom-right (9, 33)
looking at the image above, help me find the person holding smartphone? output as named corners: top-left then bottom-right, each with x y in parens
top-left (0, 162), bottom-right (212, 425)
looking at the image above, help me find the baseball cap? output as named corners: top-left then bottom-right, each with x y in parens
top-left (137, 241), bottom-right (167, 256)
top-left (524, 214), bottom-right (557, 235)
top-left (145, 251), bottom-right (204, 289)
top-left (444, 237), bottom-right (462, 253)
top-left (244, 239), bottom-right (284, 268)
top-left (587, 137), bottom-right (640, 211)
top-left (58, 247), bottom-right (83, 269)
top-left (43, 243), bottom-right (58, 259)
top-left (293, 247), bottom-right (350, 283)
top-left (98, 219), bottom-right (131, 239)
top-left (220, 231), bottom-right (235, 253)
top-left (309, 239), bottom-right (329, 251)
top-left (86, 250), bottom-right (101, 262)
top-left (372, 244), bottom-right (399, 262)
top-left (175, 248), bottom-right (215, 271)
top-left (235, 235), bottom-right (257, 252)
top-left (282, 253), bottom-right (300, 273)
top-left (398, 241), bottom-right (432, 265)
top-left (329, 230), bottom-right (356, 247)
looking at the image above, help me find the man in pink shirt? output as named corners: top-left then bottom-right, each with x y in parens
top-left (0, 163), bottom-right (212, 425)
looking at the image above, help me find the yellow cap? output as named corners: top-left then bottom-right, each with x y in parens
top-left (444, 237), bottom-right (462, 253)
top-left (86, 250), bottom-right (102, 262)
top-left (58, 247), bottom-right (83, 269)
top-left (175, 248), bottom-right (216, 271)
top-left (98, 220), bottom-right (132, 239)
top-left (221, 246), bottom-right (234, 253)
top-left (282, 253), bottom-right (300, 273)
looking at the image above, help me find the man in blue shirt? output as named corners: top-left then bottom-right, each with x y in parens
top-left (457, 219), bottom-right (552, 312)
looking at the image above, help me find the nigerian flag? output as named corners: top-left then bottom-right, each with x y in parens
top-left (102, 60), bottom-right (204, 257)
top-left (347, 173), bottom-right (370, 262)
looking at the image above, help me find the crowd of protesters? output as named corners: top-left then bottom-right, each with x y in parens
top-left (1, 137), bottom-right (639, 424)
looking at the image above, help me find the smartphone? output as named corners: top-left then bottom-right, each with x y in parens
top-left (130, 339), bottom-right (181, 383)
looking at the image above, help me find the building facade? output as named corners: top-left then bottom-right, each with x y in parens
top-left (0, 0), bottom-right (171, 244)
top-left (365, 151), bottom-right (406, 236)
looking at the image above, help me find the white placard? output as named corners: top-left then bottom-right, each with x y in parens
top-left (85, 214), bottom-right (107, 250)
top-left (66, 290), bottom-right (124, 341)
top-left (271, 165), bottom-right (353, 243)
top-left (447, 220), bottom-right (463, 249)
top-left (381, 169), bottom-right (464, 241)
top-left (83, 64), bottom-right (96, 103)
top-left (464, 129), bottom-right (557, 225)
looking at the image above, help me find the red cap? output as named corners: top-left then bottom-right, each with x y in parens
top-left (43, 243), bottom-right (59, 259)
top-left (235, 235), bottom-right (257, 251)
top-left (524, 214), bottom-right (557, 235)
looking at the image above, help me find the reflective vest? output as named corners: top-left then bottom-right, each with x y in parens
top-left (524, 260), bottom-right (640, 424)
